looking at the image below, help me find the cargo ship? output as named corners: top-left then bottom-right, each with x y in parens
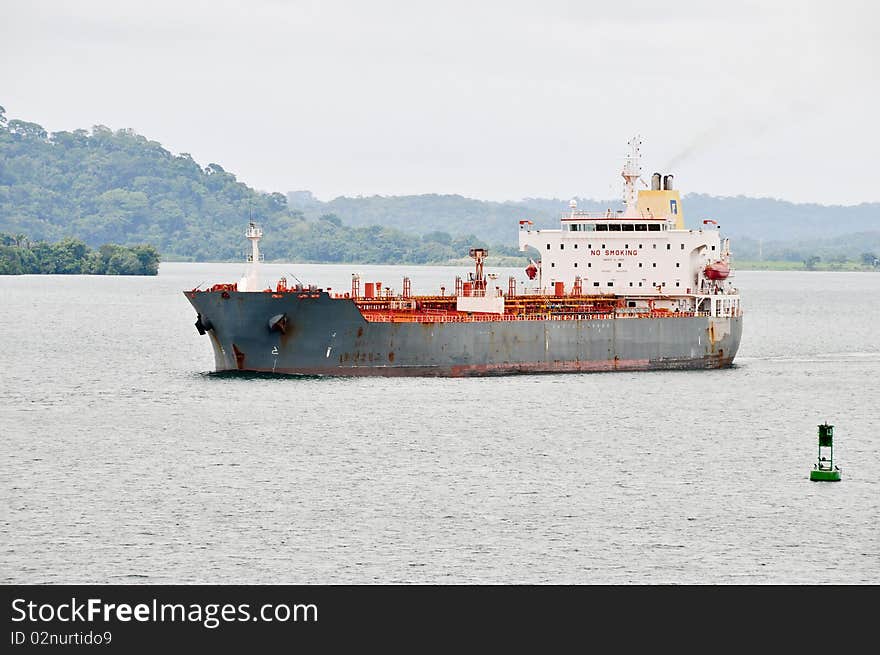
top-left (185, 137), bottom-right (742, 376)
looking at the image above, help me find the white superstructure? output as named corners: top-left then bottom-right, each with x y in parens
top-left (518, 138), bottom-right (741, 318)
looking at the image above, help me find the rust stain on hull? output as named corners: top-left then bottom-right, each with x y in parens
top-left (231, 343), bottom-right (246, 370)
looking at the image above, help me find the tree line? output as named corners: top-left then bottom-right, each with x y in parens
top-left (733, 232), bottom-right (880, 268)
top-left (0, 233), bottom-right (159, 275)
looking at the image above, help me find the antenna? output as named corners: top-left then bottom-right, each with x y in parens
top-left (287, 271), bottom-right (304, 286)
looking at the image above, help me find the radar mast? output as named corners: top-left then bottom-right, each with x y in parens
top-left (621, 135), bottom-right (642, 217)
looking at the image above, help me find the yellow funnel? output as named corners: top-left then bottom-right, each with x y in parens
top-left (638, 190), bottom-right (684, 229)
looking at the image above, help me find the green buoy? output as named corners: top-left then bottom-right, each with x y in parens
top-left (810, 422), bottom-right (841, 481)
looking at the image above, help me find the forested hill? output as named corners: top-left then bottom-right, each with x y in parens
top-left (287, 191), bottom-right (615, 245)
top-left (0, 107), bottom-right (515, 263)
top-left (289, 191), bottom-right (880, 245)
top-left (0, 107), bottom-right (291, 261)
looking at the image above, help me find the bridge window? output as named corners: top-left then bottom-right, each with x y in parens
top-left (622, 224), bottom-right (634, 231)
top-left (609, 224), bottom-right (621, 231)
top-left (648, 224), bottom-right (661, 232)
top-left (596, 224), bottom-right (608, 232)
top-left (635, 224), bottom-right (647, 231)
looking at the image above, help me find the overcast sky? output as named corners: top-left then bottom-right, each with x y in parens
top-left (2, 0), bottom-right (877, 204)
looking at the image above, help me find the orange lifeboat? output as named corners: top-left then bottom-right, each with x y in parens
top-left (704, 261), bottom-right (730, 280)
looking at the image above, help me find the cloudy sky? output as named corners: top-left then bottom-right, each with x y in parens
top-left (2, 0), bottom-right (877, 204)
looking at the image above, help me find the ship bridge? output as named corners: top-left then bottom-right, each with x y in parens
top-left (517, 137), bottom-right (739, 317)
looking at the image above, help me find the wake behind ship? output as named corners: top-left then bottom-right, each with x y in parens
top-left (185, 138), bottom-right (742, 376)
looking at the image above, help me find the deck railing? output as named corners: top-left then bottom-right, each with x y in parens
top-left (359, 310), bottom-right (722, 324)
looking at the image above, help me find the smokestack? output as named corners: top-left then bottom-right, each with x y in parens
top-left (651, 172), bottom-right (661, 191)
top-left (663, 174), bottom-right (674, 190)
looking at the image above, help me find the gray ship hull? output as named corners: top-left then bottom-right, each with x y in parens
top-left (186, 291), bottom-right (742, 376)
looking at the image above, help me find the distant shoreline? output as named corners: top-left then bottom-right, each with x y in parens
top-left (733, 260), bottom-right (879, 272)
top-left (159, 258), bottom-right (879, 272)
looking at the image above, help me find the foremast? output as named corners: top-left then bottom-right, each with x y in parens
top-left (239, 221), bottom-right (264, 292)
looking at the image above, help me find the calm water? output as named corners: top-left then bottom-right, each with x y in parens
top-left (2, 263), bottom-right (878, 584)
